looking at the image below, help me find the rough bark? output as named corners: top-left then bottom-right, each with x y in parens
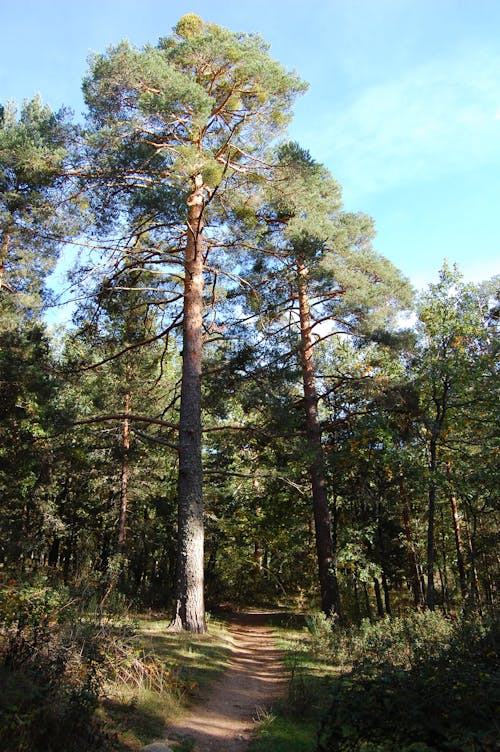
top-left (297, 257), bottom-right (342, 618)
top-left (171, 174), bottom-right (206, 633)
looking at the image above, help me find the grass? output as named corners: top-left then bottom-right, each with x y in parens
top-left (105, 609), bottom-right (329, 752)
top-left (248, 714), bottom-right (318, 752)
top-left (246, 616), bottom-right (341, 752)
top-left (136, 614), bottom-right (232, 694)
top-left (99, 614), bottom-right (233, 750)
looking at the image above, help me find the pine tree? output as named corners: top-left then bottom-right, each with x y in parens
top-left (0, 96), bottom-right (71, 326)
top-left (238, 143), bottom-right (413, 617)
top-left (81, 16), bottom-right (306, 630)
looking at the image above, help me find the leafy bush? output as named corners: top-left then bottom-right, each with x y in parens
top-left (0, 579), bottom-right (199, 750)
top-left (317, 613), bottom-right (499, 752)
top-left (306, 610), bottom-right (458, 669)
top-left (0, 581), bottom-right (110, 751)
top-left (305, 612), bottom-right (339, 658)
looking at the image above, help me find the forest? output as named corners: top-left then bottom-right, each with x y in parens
top-left (0, 14), bottom-right (498, 752)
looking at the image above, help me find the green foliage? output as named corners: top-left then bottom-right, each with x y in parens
top-left (0, 96), bottom-right (73, 319)
top-left (0, 581), bottom-right (106, 751)
top-left (317, 613), bottom-right (500, 752)
top-left (0, 579), bottom-right (70, 631)
top-left (174, 14), bottom-right (206, 40)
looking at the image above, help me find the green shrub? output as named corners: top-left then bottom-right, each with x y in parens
top-left (0, 580), bottom-right (112, 751)
top-left (306, 610), bottom-right (458, 668)
top-left (317, 614), bottom-right (499, 752)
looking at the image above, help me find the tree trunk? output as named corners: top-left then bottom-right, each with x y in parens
top-left (400, 475), bottom-right (425, 607)
top-left (466, 511), bottom-right (482, 613)
top-left (376, 500), bottom-right (391, 615)
top-left (353, 576), bottom-right (361, 623)
top-left (253, 478), bottom-right (264, 577)
top-left (382, 573), bottom-right (391, 616)
top-left (363, 581), bottom-right (373, 621)
top-left (374, 577), bottom-right (385, 617)
top-left (446, 463), bottom-right (467, 602)
top-left (118, 390), bottom-right (131, 554)
top-left (171, 174), bottom-right (206, 633)
top-left (0, 232), bottom-right (10, 291)
top-left (426, 433), bottom-right (438, 610)
top-left (297, 257), bottom-right (342, 619)
top-left (440, 507), bottom-right (449, 613)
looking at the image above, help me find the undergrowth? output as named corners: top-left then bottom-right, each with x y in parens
top-left (316, 611), bottom-right (499, 752)
top-left (250, 610), bottom-right (499, 752)
top-left (2, 581), bottom-right (497, 752)
top-left (0, 578), bottom-right (231, 751)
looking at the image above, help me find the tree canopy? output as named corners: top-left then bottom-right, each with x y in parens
top-left (0, 16), bottom-right (497, 636)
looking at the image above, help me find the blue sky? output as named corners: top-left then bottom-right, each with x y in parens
top-left (1, 0), bottom-right (499, 292)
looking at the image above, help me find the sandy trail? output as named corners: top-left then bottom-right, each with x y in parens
top-left (164, 611), bottom-right (286, 752)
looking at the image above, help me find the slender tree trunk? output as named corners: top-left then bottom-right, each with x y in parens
top-left (466, 511), bottom-right (482, 613)
top-left (440, 507), bottom-right (449, 612)
top-left (0, 232), bottom-right (10, 291)
top-left (400, 475), bottom-right (425, 607)
top-left (363, 581), bottom-right (373, 621)
top-left (374, 578), bottom-right (384, 617)
top-left (446, 463), bottom-right (467, 602)
top-left (353, 576), bottom-right (361, 623)
top-left (297, 257), bottom-right (342, 618)
top-left (171, 174), bottom-right (206, 633)
top-left (253, 478), bottom-right (264, 577)
top-left (426, 433), bottom-right (438, 610)
top-left (382, 573), bottom-right (391, 615)
top-left (376, 499), bottom-right (391, 615)
top-left (118, 390), bottom-right (131, 554)
top-left (100, 391), bottom-right (132, 608)
top-left (438, 565), bottom-right (447, 613)
top-left (48, 538), bottom-right (60, 568)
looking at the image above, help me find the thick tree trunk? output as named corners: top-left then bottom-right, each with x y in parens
top-left (171, 174), bottom-right (206, 633)
top-left (297, 257), bottom-right (342, 619)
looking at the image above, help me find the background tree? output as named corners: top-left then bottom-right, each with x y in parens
top-left (414, 265), bottom-right (499, 610)
top-left (0, 96), bottom-right (72, 325)
top-left (233, 143), bottom-right (413, 616)
top-left (55, 260), bottom-right (181, 604)
top-left (0, 96), bottom-right (72, 571)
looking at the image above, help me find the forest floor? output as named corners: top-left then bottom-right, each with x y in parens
top-left (161, 611), bottom-right (287, 752)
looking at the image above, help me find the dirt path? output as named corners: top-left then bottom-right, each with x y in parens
top-left (164, 611), bottom-right (287, 752)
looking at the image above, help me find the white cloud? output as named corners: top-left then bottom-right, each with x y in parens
top-left (299, 46), bottom-right (500, 197)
